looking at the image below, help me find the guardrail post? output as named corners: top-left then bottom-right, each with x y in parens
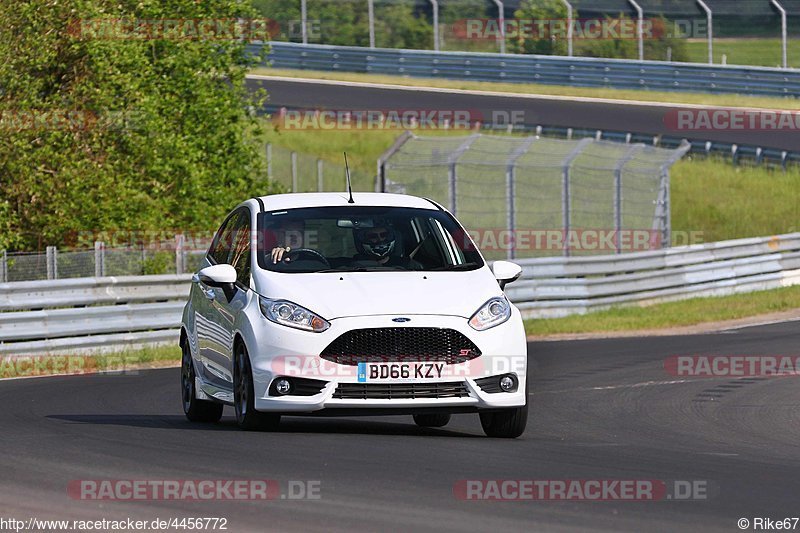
top-left (94, 241), bottom-right (105, 277)
top-left (175, 234), bottom-right (185, 275)
top-left (0, 250), bottom-right (6, 283)
top-left (291, 151), bottom-right (298, 192)
top-left (627, 0), bottom-right (644, 60)
top-left (696, 0), bottom-right (713, 64)
top-left (492, 0), bottom-right (506, 54)
top-left (301, 0), bottom-right (308, 44)
top-left (266, 143), bottom-right (272, 180)
top-left (46, 246), bottom-right (58, 280)
top-left (429, 0), bottom-right (439, 51)
top-left (368, 0), bottom-right (375, 48)
top-left (771, 0), bottom-right (788, 68)
top-left (317, 159), bottom-right (324, 192)
top-left (560, 0), bottom-right (574, 56)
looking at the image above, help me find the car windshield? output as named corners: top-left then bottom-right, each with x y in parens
top-left (257, 206), bottom-right (484, 273)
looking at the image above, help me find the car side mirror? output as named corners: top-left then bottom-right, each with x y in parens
top-left (192, 264), bottom-right (237, 300)
top-left (492, 260), bottom-right (522, 290)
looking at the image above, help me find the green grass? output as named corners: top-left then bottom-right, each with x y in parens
top-left (685, 38), bottom-right (800, 69)
top-left (0, 345), bottom-right (180, 379)
top-left (524, 285), bottom-right (800, 336)
top-left (253, 67), bottom-right (800, 110)
top-left (671, 156), bottom-right (800, 243)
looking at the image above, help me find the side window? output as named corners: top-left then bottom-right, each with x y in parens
top-left (208, 212), bottom-right (238, 265)
top-left (228, 210), bottom-right (251, 287)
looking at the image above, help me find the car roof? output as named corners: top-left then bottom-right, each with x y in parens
top-left (254, 192), bottom-right (441, 212)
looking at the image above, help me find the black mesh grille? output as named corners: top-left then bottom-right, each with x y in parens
top-left (320, 328), bottom-right (481, 366)
top-left (333, 381), bottom-right (470, 400)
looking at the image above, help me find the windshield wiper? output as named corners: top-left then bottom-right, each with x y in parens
top-left (316, 267), bottom-right (372, 273)
top-left (429, 262), bottom-right (481, 271)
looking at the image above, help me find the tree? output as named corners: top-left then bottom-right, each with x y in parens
top-left (510, 0), bottom-right (570, 56)
top-left (0, 0), bottom-right (276, 251)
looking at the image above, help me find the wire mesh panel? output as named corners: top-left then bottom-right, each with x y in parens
top-left (381, 132), bottom-right (689, 258)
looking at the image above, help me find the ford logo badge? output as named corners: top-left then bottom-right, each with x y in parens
top-left (392, 317), bottom-right (411, 323)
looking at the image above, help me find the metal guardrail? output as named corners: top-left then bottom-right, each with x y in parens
top-left (1, 233), bottom-right (800, 353)
top-left (0, 275), bottom-right (191, 355)
top-left (506, 232), bottom-right (800, 318)
top-left (263, 42), bottom-right (800, 97)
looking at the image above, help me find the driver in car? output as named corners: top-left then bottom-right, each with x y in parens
top-left (269, 219), bottom-right (306, 264)
top-left (354, 223), bottom-right (422, 270)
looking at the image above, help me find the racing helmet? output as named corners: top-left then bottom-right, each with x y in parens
top-left (354, 224), bottom-right (397, 259)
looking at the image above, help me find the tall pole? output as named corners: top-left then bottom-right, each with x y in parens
top-left (771, 0), bottom-right (787, 68)
top-left (627, 0), bottom-right (644, 60)
top-left (429, 0), bottom-right (439, 51)
top-left (368, 0), bottom-right (375, 48)
top-left (560, 0), bottom-right (573, 56)
top-left (301, 0), bottom-right (308, 44)
top-left (696, 0), bottom-right (713, 64)
top-left (492, 0), bottom-right (506, 54)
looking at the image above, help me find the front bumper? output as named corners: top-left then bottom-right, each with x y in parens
top-left (248, 313), bottom-right (527, 413)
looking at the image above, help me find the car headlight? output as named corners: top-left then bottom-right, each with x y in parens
top-left (259, 297), bottom-right (330, 332)
top-left (469, 297), bottom-right (511, 331)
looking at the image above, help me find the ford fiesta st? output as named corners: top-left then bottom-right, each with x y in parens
top-left (180, 192), bottom-right (528, 438)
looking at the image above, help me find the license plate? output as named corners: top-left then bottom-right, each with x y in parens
top-left (357, 362), bottom-right (445, 382)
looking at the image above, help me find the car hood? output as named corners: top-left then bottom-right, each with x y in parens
top-left (253, 268), bottom-right (502, 320)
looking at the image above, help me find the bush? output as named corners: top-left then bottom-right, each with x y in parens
top-left (0, 0), bottom-right (278, 252)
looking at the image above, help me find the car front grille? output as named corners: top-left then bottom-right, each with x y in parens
top-left (320, 327), bottom-right (481, 366)
top-left (333, 381), bottom-right (470, 400)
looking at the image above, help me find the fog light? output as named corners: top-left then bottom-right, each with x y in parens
top-left (499, 375), bottom-right (515, 392)
top-left (275, 378), bottom-right (292, 395)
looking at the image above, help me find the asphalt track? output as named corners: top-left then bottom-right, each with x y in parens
top-left (1, 320), bottom-right (799, 532)
top-left (248, 76), bottom-right (800, 151)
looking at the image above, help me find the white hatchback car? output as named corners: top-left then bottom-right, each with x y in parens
top-left (180, 192), bottom-right (528, 437)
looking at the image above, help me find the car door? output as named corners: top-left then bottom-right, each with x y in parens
top-left (194, 209), bottom-right (243, 391)
top-left (211, 207), bottom-right (253, 382)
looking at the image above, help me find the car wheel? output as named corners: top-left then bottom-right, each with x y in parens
top-left (181, 341), bottom-right (223, 423)
top-left (234, 343), bottom-right (280, 431)
top-left (479, 404), bottom-right (528, 438)
top-left (412, 413), bottom-right (451, 428)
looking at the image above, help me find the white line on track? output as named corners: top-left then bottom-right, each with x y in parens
top-left (247, 74), bottom-right (781, 112)
top-left (533, 379), bottom-right (693, 395)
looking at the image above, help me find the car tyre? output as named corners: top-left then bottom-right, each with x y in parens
top-left (412, 413), bottom-right (451, 428)
top-left (234, 343), bottom-right (281, 431)
top-left (181, 341), bottom-right (224, 423)
top-left (479, 404), bottom-right (528, 438)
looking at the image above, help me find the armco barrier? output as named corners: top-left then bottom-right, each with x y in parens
top-left (262, 42), bottom-right (800, 97)
top-left (1, 233), bottom-right (799, 354)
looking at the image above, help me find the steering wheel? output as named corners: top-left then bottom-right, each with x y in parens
top-left (285, 248), bottom-right (330, 267)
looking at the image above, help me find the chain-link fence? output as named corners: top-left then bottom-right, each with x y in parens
top-left (379, 132), bottom-right (689, 259)
top-left (266, 142), bottom-right (375, 193)
top-left (0, 240), bottom-right (209, 283)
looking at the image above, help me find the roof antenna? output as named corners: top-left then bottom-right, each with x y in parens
top-left (344, 152), bottom-right (355, 203)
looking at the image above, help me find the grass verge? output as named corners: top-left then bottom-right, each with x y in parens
top-left (252, 67), bottom-right (800, 110)
top-left (0, 344), bottom-right (180, 379)
top-left (686, 38), bottom-right (800, 69)
top-left (524, 285), bottom-right (800, 336)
